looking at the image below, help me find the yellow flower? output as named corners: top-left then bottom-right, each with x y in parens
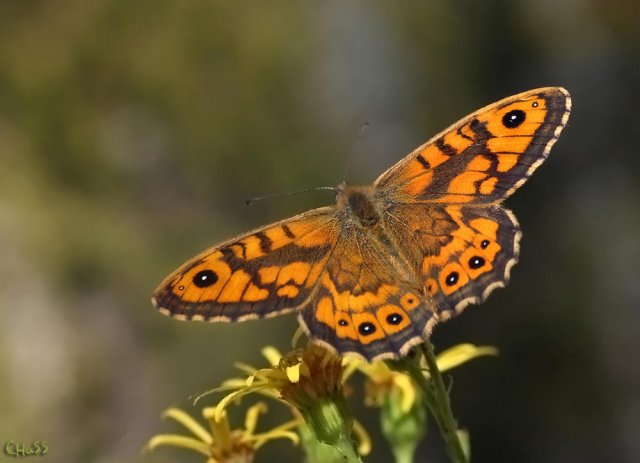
top-left (356, 360), bottom-right (417, 413)
top-left (144, 402), bottom-right (298, 463)
top-left (213, 344), bottom-right (371, 458)
top-left (213, 344), bottom-right (343, 419)
top-left (350, 343), bottom-right (498, 413)
top-left (349, 343), bottom-right (497, 463)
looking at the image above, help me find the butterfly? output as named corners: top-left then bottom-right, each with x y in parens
top-left (152, 87), bottom-right (571, 361)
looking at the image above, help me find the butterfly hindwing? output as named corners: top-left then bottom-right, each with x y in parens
top-left (383, 202), bottom-right (520, 319)
top-left (426, 206), bottom-right (521, 318)
top-left (298, 226), bottom-right (436, 361)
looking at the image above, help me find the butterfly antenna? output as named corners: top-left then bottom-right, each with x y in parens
top-left (342, 121), bottom-right (370, 183)
top-left (245, 186), bottom-right (337, 206)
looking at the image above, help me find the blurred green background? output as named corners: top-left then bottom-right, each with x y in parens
top-left (1, 1), bottom-right (639, 462)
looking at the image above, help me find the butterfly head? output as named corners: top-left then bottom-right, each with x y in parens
top-left (336, 184), bottom-right (380, 228)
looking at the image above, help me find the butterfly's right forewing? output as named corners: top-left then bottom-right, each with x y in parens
top-left (375, 87), bottom-right (571, 203)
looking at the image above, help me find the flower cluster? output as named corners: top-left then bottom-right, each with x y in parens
top-left (145, 341), bottom-right (496, 463)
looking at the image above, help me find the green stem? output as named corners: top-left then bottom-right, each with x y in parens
top-left (391, 446), bottom-right (415, 463)
top-left (300, 395), bottom-right (362, 463)
top-left (299, 424), bottom-right (362, 463)
top-left (406, 342), bottom-right (468, 463)
top-left (334, 434), bottom-right (363, 463)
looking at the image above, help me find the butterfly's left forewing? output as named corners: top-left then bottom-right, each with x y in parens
top-left (153, 208), bottom-right (340, 322)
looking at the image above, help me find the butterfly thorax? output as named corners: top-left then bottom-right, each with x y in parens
top-left (336, 183), bottom-right (424, 293)
top-left (336, 184), bottom-right (381, 228)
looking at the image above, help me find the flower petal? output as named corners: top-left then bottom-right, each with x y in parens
top-left (434, 344), bottom-right (498, 373)
top-left (162, 408), bottom-right (213, 444)
top-left (252, 429), bottom-right (300, 449)
top-left (352, 419), bottom-right (372, 456)
top-left (392, 374), bottom-right (417, 413)
top-left (213, 385), bottom-right (274, 422)
top-left (244, 402), bottom-right (268, 435)
top-left (145, 434), bottom-right (212, 456)
top-left (261, 346), bottom-right (283, 365)
top-left (286, 364), bottom-right (301, 383)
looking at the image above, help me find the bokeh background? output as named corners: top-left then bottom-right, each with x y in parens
top-left (1, 1), bottom-right (639, 462)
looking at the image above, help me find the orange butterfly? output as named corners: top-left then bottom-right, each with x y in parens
top-left (153, 87), bottom-right (571, 361)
